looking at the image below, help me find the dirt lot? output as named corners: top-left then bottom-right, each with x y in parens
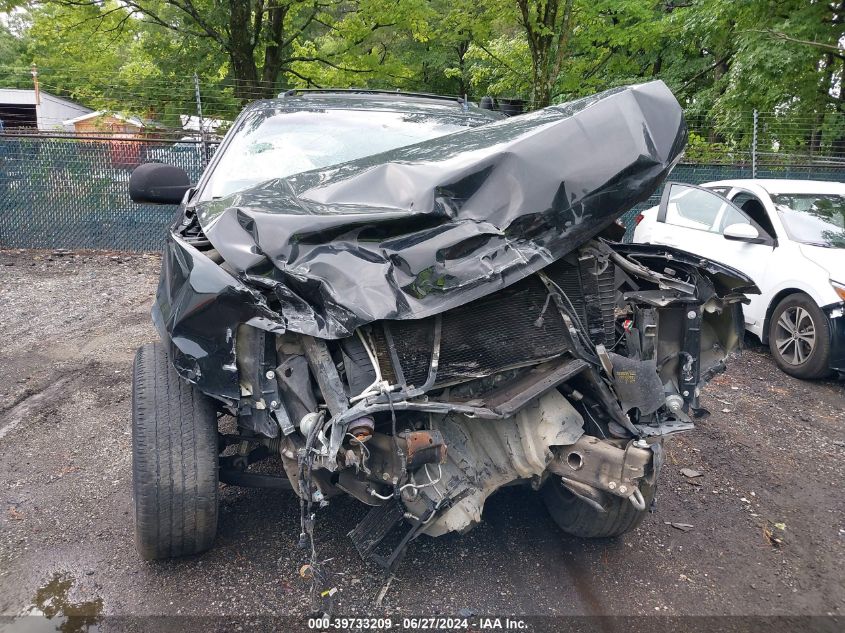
top-left (0, 249), bottom-right (843, 629)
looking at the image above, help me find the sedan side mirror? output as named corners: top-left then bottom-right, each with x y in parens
top-left (723, 223), bottom-right (763, 244)
top-left (129, 163), bottom-right (192, 204)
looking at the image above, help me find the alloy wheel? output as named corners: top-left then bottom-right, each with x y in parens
top-left (774, 306), bottom-right (816, 366)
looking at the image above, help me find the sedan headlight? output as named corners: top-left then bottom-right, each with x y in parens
top-left (832, 281), bottom-right (845, 302)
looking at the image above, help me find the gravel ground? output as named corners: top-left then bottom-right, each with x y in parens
top-left (0, 249), bottom-right (844, 629)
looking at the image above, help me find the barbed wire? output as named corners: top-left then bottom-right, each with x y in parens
top-left (4, 63), bottom-right (844, 109)
top-left (2, 64), bottom-right (844, 169)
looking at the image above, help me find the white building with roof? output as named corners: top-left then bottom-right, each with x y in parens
top-left (0, 88), bottom-right (92, 131)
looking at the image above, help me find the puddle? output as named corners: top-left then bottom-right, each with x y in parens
top-left (0, 573), bottom-right (103, 633)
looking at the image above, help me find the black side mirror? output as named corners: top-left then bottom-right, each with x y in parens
top-left (129, 163), bottom-right (191, 204)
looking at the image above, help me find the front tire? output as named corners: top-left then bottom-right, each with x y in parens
top-left (542, 479), bottom-right (655, 539)
top-left (768, 294), bottom-right (831, 379)
top-left (132, 341), bottom-right (219, 560)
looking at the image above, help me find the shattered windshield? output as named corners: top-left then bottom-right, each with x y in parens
top-left (200, 108), bottom-right (476, 201)
top-left (772, 193), bottom-right (845, 248)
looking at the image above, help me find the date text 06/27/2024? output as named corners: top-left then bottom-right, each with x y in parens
top-left (306, 616), bottom-right (530, 630)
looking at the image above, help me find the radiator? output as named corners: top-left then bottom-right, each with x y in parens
top-left (372, 257), bottom-right (615, 389)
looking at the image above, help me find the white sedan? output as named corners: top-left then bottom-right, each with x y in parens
top-left (633, 179), bottom-right (845, 379)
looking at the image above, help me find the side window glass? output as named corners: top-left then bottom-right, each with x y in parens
top-left (718, 204), bottom-right (751, 232)
top-left (663, 184), bottom-right (725, 232)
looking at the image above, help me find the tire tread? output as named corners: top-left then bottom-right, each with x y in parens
top-left (132, 342), bottom-right (218, 560)
top-left (542, 479), bottom-right (654, 539)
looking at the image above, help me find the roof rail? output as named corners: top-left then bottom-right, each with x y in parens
top-left (277, 88), bottom-right (469, 107)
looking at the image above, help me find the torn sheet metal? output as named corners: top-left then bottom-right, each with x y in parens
top-left (190, 80), bottom-right (686, 339)
top-left (609, 242), bottom-right (759, 300)
top-left (152, 235), bottom-right (286, 400)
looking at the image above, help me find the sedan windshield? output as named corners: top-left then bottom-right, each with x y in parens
top-left (772, 193), bottom-right (845, 248)
top-left (200, 108), bottom-right (477, 201)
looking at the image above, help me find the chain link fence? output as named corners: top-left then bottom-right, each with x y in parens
top-left (0, 133), bottom-right (218, 250)
top-left (1, 104), bottom-right (843, 251)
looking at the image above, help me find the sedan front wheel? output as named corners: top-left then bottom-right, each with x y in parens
top-left (769, 293), bottom-right (831, 379)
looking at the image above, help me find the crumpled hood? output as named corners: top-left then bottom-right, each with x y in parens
top-left (193, 80), bottom-right (686, 339)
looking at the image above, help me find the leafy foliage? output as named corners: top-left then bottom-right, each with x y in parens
top-left (0, 0), bottom-right (842, 154)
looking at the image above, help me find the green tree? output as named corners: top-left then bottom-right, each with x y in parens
top-left (1, 0), bottom-right (841, 157)
top-left (514, 0), bottom-right (575, 107)
top-left (287, 0), bottom-right (498, 97)
top-left (43, 0), bottom-right (345, 102)
top-left (0, 19), bottom-right (29, 87)
top-left (463, 1), bottom-right (669, 106)
top-left (657, 0), bottom-right (844, 156)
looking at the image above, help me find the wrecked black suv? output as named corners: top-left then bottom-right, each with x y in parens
top-left (129, 84), bottom-right (756, 571)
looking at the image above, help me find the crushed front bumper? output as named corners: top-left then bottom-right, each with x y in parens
top-left (825, 303), bottom-right (845, 373)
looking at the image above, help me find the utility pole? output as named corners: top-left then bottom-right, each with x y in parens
top-left (30, 64), bottom-right (41, 130)
top-left (30, 64), bottom-right (40, 105)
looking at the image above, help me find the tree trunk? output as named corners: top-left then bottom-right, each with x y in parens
top-left (229, 0), bottom-right (260, 103)
top-left (517, 0), bottom-right (572, 109)
top-left (831, 58), bottom-right (845, 158)
top-left (457, 40), bottom-right (470, 97)
top-left (260, 2), bottom-right (289, 98)
top-left (707, 58), bottom-right (730, 144)
top-left (531, 50), bottom-right (552, 108)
